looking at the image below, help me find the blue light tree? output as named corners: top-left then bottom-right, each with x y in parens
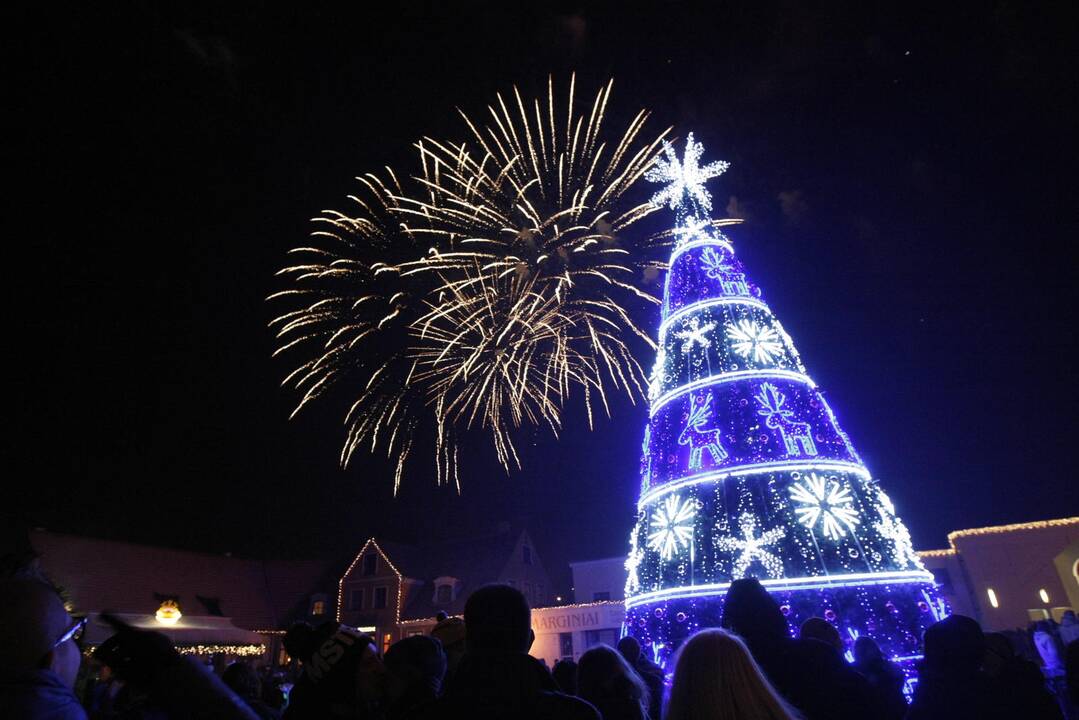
top-left (624, 135), bottom-right (947, 673)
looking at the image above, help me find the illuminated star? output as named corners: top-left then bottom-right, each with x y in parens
top-left (644, 133), bottom-right (730, 216)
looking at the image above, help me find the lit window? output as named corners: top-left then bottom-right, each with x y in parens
top-left (311, 600), bottom-right (326, 616)
top-left (987, 588), bottom-right (999, 608)
top-left (1039, 588), bottom-right (1050, 603)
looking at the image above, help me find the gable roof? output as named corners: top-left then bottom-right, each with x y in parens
top-left (30, 530), bottom-right (336, 630)
top-left (341, 527), bottom-right (543, 621)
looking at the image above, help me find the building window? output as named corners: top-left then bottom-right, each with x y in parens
top-left (987, 588), bottom-right (999, 608)
top-left (374, 587), bottom-right (388, 609)
top-left (522, 545), bottom-right (533, 565)
top-left (311, 599), bottom-right (326, 616)
top-left (349, 588), bottom-right (365, 611)
top-left (593, 591), bottom-right (611, 601)
top-left (436, 584), bottom-right (453, 604)
top-left (363, 553), bottom-right (377, 576)
top-left (559, 632), bottom-right (574, 659)
top-left (382, 633), bottom-right (392, 654)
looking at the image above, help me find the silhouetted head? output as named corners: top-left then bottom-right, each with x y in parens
top-left (552, 658), bottom-right (578, 695)
top-left (923, 615), bottom-right (984, 674)
top-left (384, 635), bottom-right (446, 699)
top-left (0, 579), bottom-right (83, 688)
top-left (800, 617), bottom-right (843, 653)
top-left (616, 635), bottom-right (642, 665)
top-left (666, 628), bottom-right (800, 720)
top-left (464, 584), bottom-right (532, 653)
top-left (853, 636), bottom-right (883, 664)
top-left (577, 644), bottom-right (650, 717)
top-left (222, 661), bottom-right (262, 700)
top-left (721, 578), bottom-right (789, 645)
top-left (283, 621), bottom-right (317, 659)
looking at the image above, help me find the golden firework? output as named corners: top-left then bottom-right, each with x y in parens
top-left (271, 75), bottom-right (671, 491)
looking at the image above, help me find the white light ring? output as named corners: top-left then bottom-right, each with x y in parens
top-left (638, 460), bottom-right (871, 508)
top-left (669, 238), bottom-right (735, 264)
top-left (624, 570), bottom-right (936, 609)
top-left (650, 369), bottom-right (816, 417)
top-left (660, 297), bottom-right (770, 341)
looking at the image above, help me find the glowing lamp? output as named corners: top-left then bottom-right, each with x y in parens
top-left (156, 600), bottom-right (182, 625)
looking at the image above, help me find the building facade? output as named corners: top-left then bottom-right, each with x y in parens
top-left (919, 517), bottom-right (1079, 630)
top-left (337, 526), bottom-right (551, 652)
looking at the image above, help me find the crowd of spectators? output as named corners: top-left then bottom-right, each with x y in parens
top-left (2, 575), bottom-right (1077, 719)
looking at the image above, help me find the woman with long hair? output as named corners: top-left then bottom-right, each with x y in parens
top-left (577, 644), bottom-right (652, 720)
top-left (665, 628), bottom-right (802, 720)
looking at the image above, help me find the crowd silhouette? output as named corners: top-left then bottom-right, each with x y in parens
top-left (2, 576), bottom-right (1077, 720)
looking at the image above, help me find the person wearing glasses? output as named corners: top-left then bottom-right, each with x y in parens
top-left (0, 578), bottom-right (88, 719)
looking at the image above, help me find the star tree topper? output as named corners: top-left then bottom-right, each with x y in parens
top-left (645, 133), bottom-right (730, 218)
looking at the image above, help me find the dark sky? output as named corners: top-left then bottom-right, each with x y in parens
top-left (10, 3), bottom-right (1079, 594)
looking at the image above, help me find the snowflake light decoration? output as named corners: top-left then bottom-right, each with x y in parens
top-left (674, 316), bottom-right (715, 352)
top-left (716, 512), bottom-right (786, 579)
top-left (647, 495), bottom-right (696, 561)
top-left (789, 473), bottom-right (860, 540)
top-left (699, 247), bottom-right (733, 278)
top-left (727, 320), bottom-right (783, 364)
top-left (645, 133), bottom-right (730, 216)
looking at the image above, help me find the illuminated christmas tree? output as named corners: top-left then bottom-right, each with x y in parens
top-left (624, 135), bottom-right (947, 673)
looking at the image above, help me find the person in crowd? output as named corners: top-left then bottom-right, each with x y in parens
top-left (89, 612), bottom-right (258, 719)
top-left (665, 628), bottom-right (801, 720)
top-left (0, 578), bottom-right (88, 719)
top-left (1065, 639), bottom-right (1079, 714)
top-left (1060, 612), bottom-right (1079, 648)
top-left (798, 617), bottom-right (843, 654)
top-left (616, 635), bottom-right (664, 720)
top-left (576, 645), bottom-right (650, 720)
top-left (720, 578), bottom-right (879, 719)
top-left (383, 635), bottom-right (446, 720)
top-left (982, 631), bottom-right (1063, 720)
top-left (282, 621), bottom-right (384, 719)
top-left (223, 661), bottom-right (281, 720)
top-left (552, 659), bottom-right (578, 695)
top-left (430, 615), bottom-right (466, 680)
top-left (850, 636), bottom-right (906, 720)
top-left (435, 584), bottom-right (599, 719)
top-left (907, 614), bottom-right (1008, 720)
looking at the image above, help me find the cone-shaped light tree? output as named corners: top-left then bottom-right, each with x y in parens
top-left (624, 135), bottom-right (947, 671)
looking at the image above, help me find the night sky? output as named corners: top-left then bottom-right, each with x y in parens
top-left (11, 4), bottom-right (1079, 594)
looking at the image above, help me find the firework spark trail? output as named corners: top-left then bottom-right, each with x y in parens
top-left (271, 75), bottom-right (673, 491)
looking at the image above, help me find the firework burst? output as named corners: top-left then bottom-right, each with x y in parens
top-left (271, 76), bottom-right (672, 491)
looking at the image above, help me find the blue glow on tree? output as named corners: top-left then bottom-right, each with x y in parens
top-left (625, 134), bottom-right (948, 673)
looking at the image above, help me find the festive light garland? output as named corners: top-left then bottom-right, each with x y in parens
top-left (623, 135), bottom-right (947, 672)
